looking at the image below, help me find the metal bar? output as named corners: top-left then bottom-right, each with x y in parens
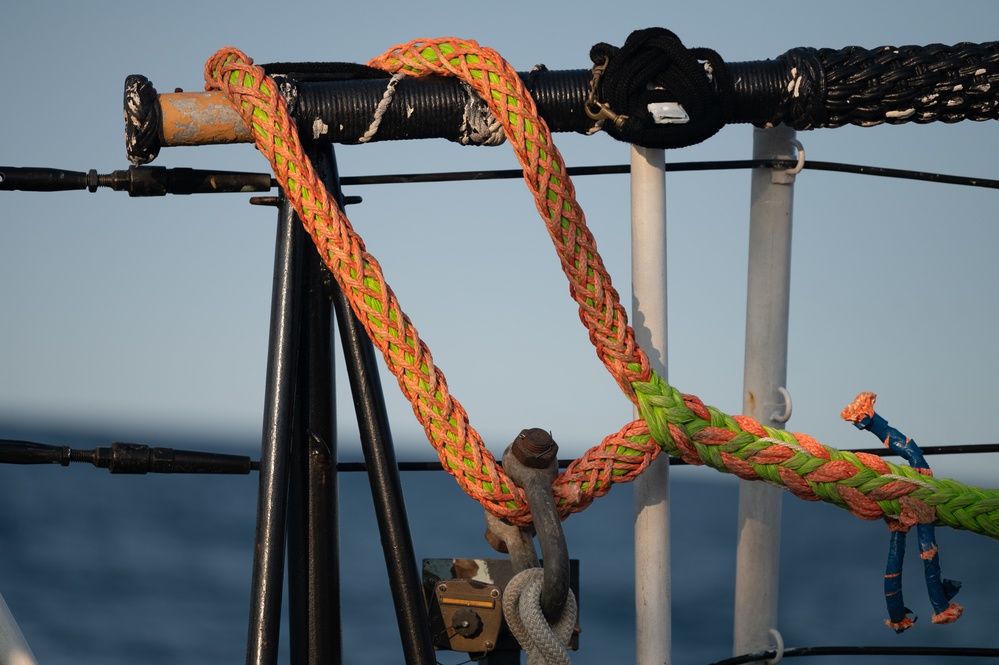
top-left (286, 142), bottom-right (343, 665)
top-left (732, 125), bottom-right (797, 659)
top-left (631, 144), bottom-right (671, 665)
top-left (501, 431), bottom-right (569, 621)
top-left (331, 284), bottom-right (436, 665)
top-left (129, 40), bottom-right (999, 160)
top-left (159, 91), bottom-right (254, 145)
top-left (246, 194), bottom-right (305, 665)
top-left (133, 63), bottom-right (774, 155)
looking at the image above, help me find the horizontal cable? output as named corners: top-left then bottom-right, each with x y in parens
top-left (336, 442), bottom-right (999, 472)
top-left (2, 439), bottom-right (994, 474)
top-left (339, 159), bottom-right (999, 189)
top-left (711, 644), bottom-right (999, 665)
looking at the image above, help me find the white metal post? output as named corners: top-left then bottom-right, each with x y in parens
top-left (732, 125), bottom-right (797, 658)
top-left (631, 144), bottom-right (671, 665)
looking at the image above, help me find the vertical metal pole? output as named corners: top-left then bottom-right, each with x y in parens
top-left (287, 142), bottom-right (342, 665)
top-left (733, 125), bottom-right (797, 658)
top-left (332, 289), bottom-right (437, 665)
top-left (631, 144), bottom-right (671, 665)
top-left (247, 195), bottom-right (305, 665)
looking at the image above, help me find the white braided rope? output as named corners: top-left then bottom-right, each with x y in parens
top-left (358, 72), bottom-right (407, 144)
top-left (503, 568), bottom-right (577, 665)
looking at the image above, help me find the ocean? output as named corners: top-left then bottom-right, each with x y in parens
top-left (1, 442), bottom-right (997, 665)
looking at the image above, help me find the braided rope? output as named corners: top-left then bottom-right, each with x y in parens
top-left (368, 40), bottom-right (654, 397)
top-left (503, 568), bottom-right (577, 665)
top-left (203, 41), bottom-right (999, 540)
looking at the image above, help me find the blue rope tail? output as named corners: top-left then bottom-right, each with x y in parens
top-left (851, 403), bottom-right (963, 630)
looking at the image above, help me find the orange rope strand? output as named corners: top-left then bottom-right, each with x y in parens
top-left (368, 40), bottom-right (653, 398)
top-left (203, 43), bottom-right (663, 526)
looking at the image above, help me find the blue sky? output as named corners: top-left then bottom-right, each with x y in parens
top-left (1, 0), bottom-right (998, 487)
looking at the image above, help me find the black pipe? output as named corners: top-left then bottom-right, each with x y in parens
top-left (126, 40), bottom-right (999, 163)
top-left (331, 283), bottom-right (436, 664)
top-left (289, 68), bottom-right (602, 143)
top-left (0, 166), bottom-right (273, 195)
top-left (282, 41), bottom-right (999, 142)
top-left (286, 142), bottom-right (343, 665)
top-left (246, 194), bottom-right (305, 665)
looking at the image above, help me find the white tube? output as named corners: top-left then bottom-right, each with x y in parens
top-left (0, 592), bottom-right (37, 665)
top-left (631, 144), bottom-right (671, 665)
top-left (733, 125), bottom-right (797, 657)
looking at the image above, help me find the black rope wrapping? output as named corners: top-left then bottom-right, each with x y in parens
top-left (261, 63), bottom-right (393, 124)
top-left (122, 35), bottom-right (999, 159)
top-left (586, 31), bottom-right (999, 144)
top-left (589, 28), bottom-right (733, 149)
top-left (768, 41), bottom-right (999, 129)
top-left (261, 62), bottom-right (391, 81)
top-left (821, 42), bottom-right (999, 127)
top-left (772, 48), bottom-right (830, 130)
top-left (124, 75), bottom-right (161, 166)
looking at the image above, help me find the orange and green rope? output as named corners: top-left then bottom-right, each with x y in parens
top-left (203, 40), bottom-right (999, 540)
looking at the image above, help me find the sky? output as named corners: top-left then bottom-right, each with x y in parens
top-left (1, 0), bottom-right (999, 491)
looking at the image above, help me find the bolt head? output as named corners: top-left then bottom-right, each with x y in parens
top-left (511, 428), bottom-right (558, 469)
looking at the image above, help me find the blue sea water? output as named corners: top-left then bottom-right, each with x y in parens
top-left (0, 442), bottom-right (997, 665)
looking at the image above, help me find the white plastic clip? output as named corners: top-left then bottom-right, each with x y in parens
top-left (648, 101), bottom-right (689, 124)
top-left (770, 386), bottom-right (793, 424)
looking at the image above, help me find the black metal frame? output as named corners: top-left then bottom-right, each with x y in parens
top-left (245, 140), bottom-right (435, 665)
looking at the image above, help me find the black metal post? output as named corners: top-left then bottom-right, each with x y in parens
top-left (332, 288), bottom-right (437, 665)
top-left (246, 195), bottom-right (305, 665)
top-left (286, 142), bottom-right (343, 665)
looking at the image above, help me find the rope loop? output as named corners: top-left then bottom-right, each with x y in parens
top-left (588, 27), bottom-right (733, 149)
top-left (202, 40), bottom-right (999, 542)
top-left (503, 568), bottom-right (577, 665)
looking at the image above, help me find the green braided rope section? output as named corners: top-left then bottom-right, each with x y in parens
top-left (634, 371), bottom-right (999, 540)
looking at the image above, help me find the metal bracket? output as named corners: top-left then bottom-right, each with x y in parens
top-left (498, 429), bottom-right (570, 622)
top-left (421, 558), bottom-right (579, 655)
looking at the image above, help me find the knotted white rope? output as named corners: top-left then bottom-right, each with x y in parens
top-left (503, 568), bottom-right (577, 665)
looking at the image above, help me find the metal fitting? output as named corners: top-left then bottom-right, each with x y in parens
top-left (510, 428), bottom-right (559, 470)
top-left (501, 431), bottom-right (568, 622)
